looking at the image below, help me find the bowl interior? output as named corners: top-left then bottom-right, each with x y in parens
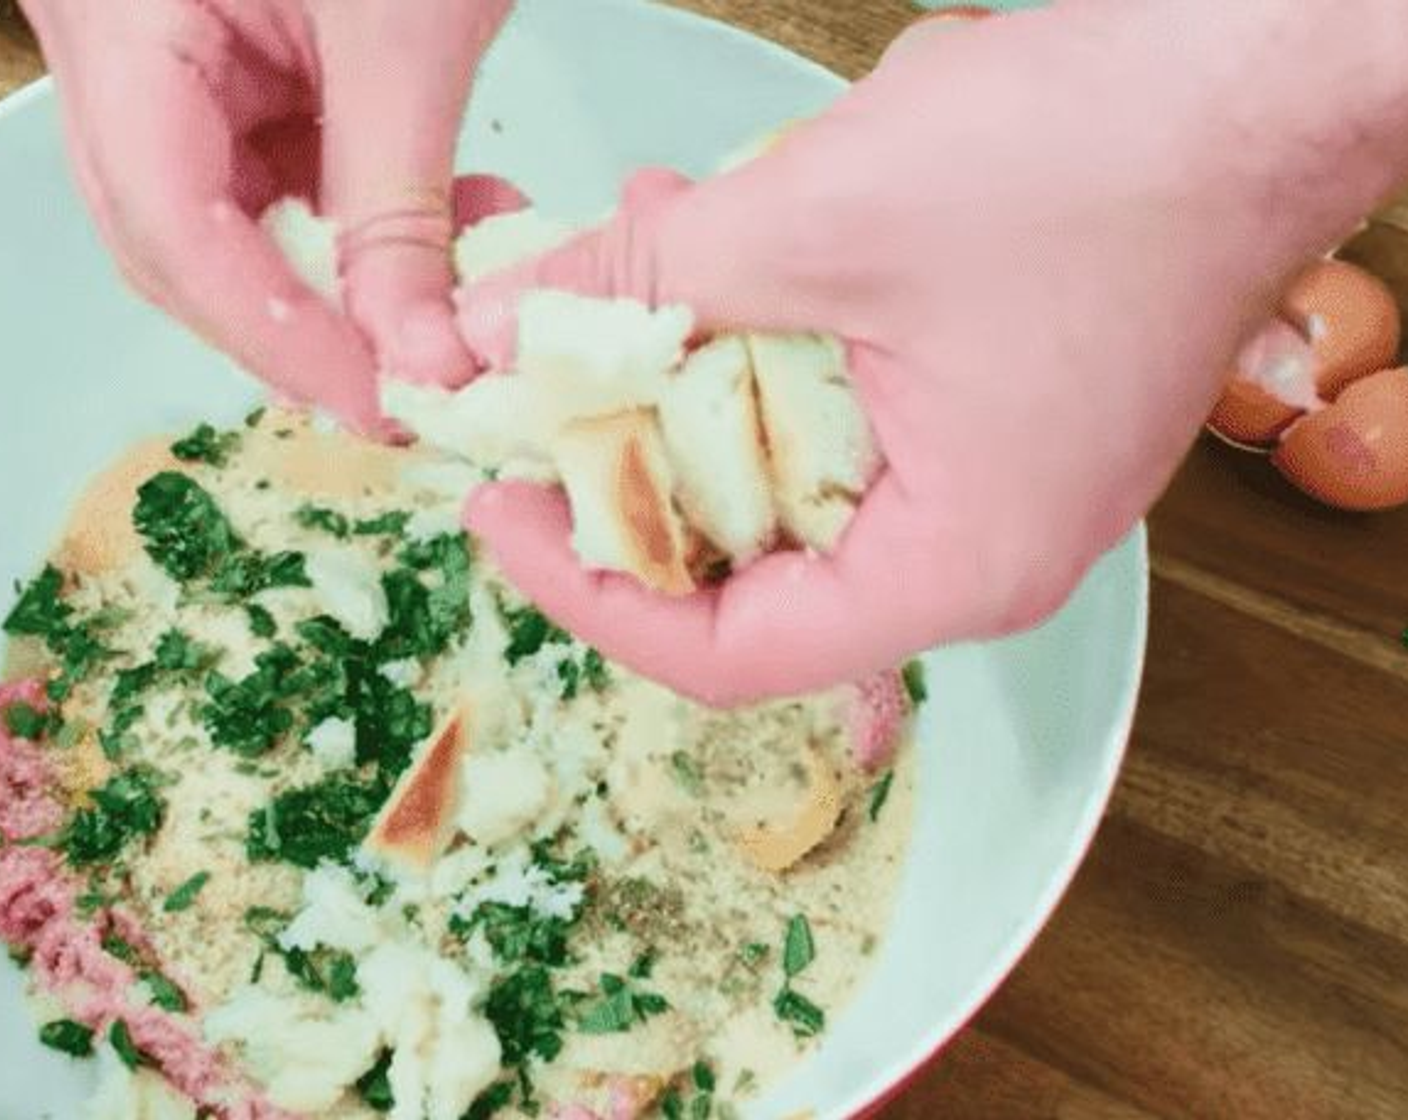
top-left (0, 2), bottom-right (1147, 1117)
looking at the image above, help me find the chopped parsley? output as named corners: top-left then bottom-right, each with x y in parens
top-left (4, 564), bottom-right (112, 703)
top-left (557, 646), bottom-right (610, 700)
top-left (662, 1062), bottom-right (717, 1120)
top-left (670, 751), bottom-right (704, 797)
top-left (773, 915), bottom-right (826, 1040)
top-left (901, 659), bottom-right (928, 706)
top-left (782, 915), bottom-right (815, 979)
top-left (133, 472), bottom-right (241, 582)
top-left (453, 902), bottom-right (573, 968)
top-left (104, 629), bottom-right (217, 759)
top-left (485, 963), bottom-right (569, 1066)
top-left (109, 1021), bottom-right (146, 1070)
top-left (162, 870), bottom-right (210, 913)
top-left (868, 770), bottom-right (896, 822)
top-left (202, 646), bottom-right (300, 757)
top-left (772, 988), bottom-right (826, 1039)
top-left (171, 423), bottom-right (240, 468)
top-left (464, 1082), bottom-right (515, 1119)
top-left (574, 972), bottom-right (670, 1034)
top-left (141, 971), bottom-right (188, 1013)
top-left (356, 1050), bottom-right (394, 1112)
top-left (63, 768), bottom-right (166, 867)
top-left (378, 534), bottom-right (473, 662)
top-left (501, 605), bottom-right (569, 666)
top-left (209, 548), bottom-right (310, 597)
top-left (246, 773), bottom-right (384, 868)
top-left (38, 1019), bottom-right (94, 1058)
top-left (628, 947), bottom-right (658, 979)
top-left (133, 471), bottom-right (308, 598)
top-left (243, 906), bottom-right (361, 1002)
top-left (245, 604), bottom-right (278, 639)
top-left (353, 511), bottom-right (413, 537)
top-left (295, 504), bottom-right (352, 538)
top-left (3, 700), bottom-right (51, 741)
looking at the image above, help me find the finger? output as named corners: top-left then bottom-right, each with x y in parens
top-left (456, 129), bottom-right (860, 370)
top-left (99, 67), bottom-right (388, 434)
top-left (311, 0), bottom-right (513, 386)
top-left (467, 472), bottom-right (980, 706)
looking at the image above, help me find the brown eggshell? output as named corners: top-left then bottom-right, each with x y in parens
top-left (1273, 367), bottom-right (1408, 511)
top-left (1286, 259), bottom-right (1401, 399)
top-left (1207, 318), bottom-right (1314, 446)
top-left (1337, 188), bottom-right (1408, 335)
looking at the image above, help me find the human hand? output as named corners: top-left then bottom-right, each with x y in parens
top-left (20, 0), bottom-right (512, 433)
top-left (458, 1), bottom-right (1408, 706)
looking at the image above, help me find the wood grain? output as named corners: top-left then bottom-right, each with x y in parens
top-left (5, 3), bottom-right (1408, 1118)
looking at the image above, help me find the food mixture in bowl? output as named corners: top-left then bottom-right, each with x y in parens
top-left (0, 409), bottom-right (920, 1120)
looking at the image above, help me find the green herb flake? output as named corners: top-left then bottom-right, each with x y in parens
top-left (141, 971), bottom-right (188, 1013)
top-left (868, 770), bottom-right (896, 823)
top-left (133, 472), bottom-right (241, 582)
top-left (901, 659), bottom-right (928, 706)
top-left (356, 1050), bottom-right (394, 1112)
top-left (782, 915), bottom-right (815, 980)
top-left (575, 973), bottom-right (670, 1035)
top-left (773, 988), bottom-right (826, 1039)
top-left (64, 769), bottom-right (166, 867)
top-left (109, 1021), bottom-right (144, 1070)
top-left (670, 751), bottom-right (704, 797)
top-left (628, 947), bottom-right (657, 979)
top-left (38, 1019), bottom-right (95, 1058)
top-left (245, 604), bottom-right (278, 639)
top-left (246, 774), bottom-right (384, 869)
top-left (501, 605), bottom-right (569, 666)
top-left (163, 870), bottom-right (211, 913)
top-left (295, 505), bottom-right (351, 539)
top-left (485, 964), bottom-right (569, 1067)
top-left (464, 1081), bottom-right (515, 1120)
top-left (171, 423), bottom-right (241, 468)
top-left (3, 701), bottom-right (50, 741)
top-left (693, 1060), bottom-right (717, 1092)
top-left (353, 511), bottom-right (412, 537)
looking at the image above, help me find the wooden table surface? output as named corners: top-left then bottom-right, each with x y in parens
top-left (5, 4), bottom-right (1408, 1118)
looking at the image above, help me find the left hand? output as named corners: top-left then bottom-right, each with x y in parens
top-left (20, 0), bottom-right (514, 431)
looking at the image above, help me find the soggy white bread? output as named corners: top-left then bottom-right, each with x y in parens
top-left (553, 410), bottom-right (696, 596)
top-left (453, 208), bottom-right (576, 283)
top-left (748, 333), bottom-right (880, 552)
top-left (260, 197), bottom-right (339, 304)
top-left (365, 711), bottom-right (472, 877)
top-left (657, 335), bottom-right (776, 563)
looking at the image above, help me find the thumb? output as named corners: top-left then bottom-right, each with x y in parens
top-left (457, 125), bottom-right (856, 370)
top-left (311, 0), bottom-right (511, 386)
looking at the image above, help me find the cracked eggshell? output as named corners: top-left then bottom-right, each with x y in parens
top-left (1209, 261), bottom-right (1401, 446)
top-left (1273, 366), bottom-right (1408, 511)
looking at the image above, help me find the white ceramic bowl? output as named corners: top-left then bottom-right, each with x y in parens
top-left (0, 2), bottom-right (1147, 1116)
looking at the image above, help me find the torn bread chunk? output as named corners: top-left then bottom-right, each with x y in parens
top-left (381, 291), bottom-right (693, 477)
top-left (658, 335), bottom-right (777, 564)
top-left (735, 747), bottom-right (844, 874)
top-left (748, 332), bottom-right (881, 552)
top-left (260, 197), bottom-right (339, 304)
top-left (364, 711), bottom-right (472, 877)
top-left (553, 410), bottom-right (696, 596)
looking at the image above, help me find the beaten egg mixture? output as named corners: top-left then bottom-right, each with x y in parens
top-left (0, 408), bottom-right (918, 1120)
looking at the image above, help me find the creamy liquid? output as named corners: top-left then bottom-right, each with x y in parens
top-left (1, 410), bottom-right (916, 1119)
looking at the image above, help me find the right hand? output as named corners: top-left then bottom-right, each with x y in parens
top-left (458, 2), bottom-right (1408, 705)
